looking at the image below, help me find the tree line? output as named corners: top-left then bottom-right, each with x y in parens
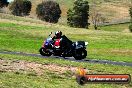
top-left (0, 0), bottom-right (90, 29)
top-left (0, 0), bottom-right (132, 32)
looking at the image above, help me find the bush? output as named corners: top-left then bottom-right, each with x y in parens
top-left (129, 7), bottom-right (132, 18)
top-left (129, 7), bottom-right (132, 32)
top-left (9, 0), bottom-right (31, 16)
top-left (0, 0), bottom-right (9, 8)
top-left (22, 0), bottom-right (32, 16)
top-left (67, 0), bottom-right (89, 28)
top-left (36, 1), bottom-right (61, 23)
top-left (129, 24), bottom-right (132, 32)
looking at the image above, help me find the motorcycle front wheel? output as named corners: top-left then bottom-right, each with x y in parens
top-left (39, 48), bottom-right (52, 56)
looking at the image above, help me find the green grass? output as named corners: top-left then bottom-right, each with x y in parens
top-left (99, 23), bottom-right (130, 32)
top-left (0, 72), bottom-right (79, 88)
top-left (0, 54), bottom-right (132, 88)
top-left (1, 71), bottom-right (130, 88)
top-left (69, 33), bottom-right (132, 62)
top-left (0, 22), bottom-right (49, 30)
top-left (0, 13), bottom-right (43, 24)
top-left (0, 22), bottom-right (132, 62)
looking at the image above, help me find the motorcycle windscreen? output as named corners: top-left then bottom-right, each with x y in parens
top-left (44, 38), bottom-right (53, 48)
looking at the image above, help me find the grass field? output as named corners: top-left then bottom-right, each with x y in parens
top-left (0, 54), bottom-right (132, 88)
top-left (99, 23), bottom-right (130, 32)
top-left (0, 21), bottom-right (132, 62)
top-left (0, 10), bottom-right (132, 87)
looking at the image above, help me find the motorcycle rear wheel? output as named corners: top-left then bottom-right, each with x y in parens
top-left (74, 49), bottom-right (87, 60)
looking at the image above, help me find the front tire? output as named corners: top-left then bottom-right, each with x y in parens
top-left (74, 49), bottom-right (87, 60)
top-left (39, 48), bottom-right (52, 56)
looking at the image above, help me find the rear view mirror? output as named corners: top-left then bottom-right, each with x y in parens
top-left (49, 32), bottom-right (52, 36)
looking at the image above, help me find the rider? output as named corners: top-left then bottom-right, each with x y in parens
top-left (52, 31), bottom-right (73, 55)
top-left (52, 31), bottom-right (62, 41)
top-left (52, 31), bottom-right (72, 45)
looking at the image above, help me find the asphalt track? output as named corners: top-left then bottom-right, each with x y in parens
top-left (0, 51), bottom-right (132, 67)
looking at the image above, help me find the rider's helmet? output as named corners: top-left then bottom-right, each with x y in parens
top-left (55, 31), bottom-right (62, 38)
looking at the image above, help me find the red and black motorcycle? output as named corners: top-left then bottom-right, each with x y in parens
top-left (39, 33), bottom-right (88, 60)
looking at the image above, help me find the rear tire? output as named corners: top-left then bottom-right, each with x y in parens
top-left (39, 48), bottom-right (52, 56)
top-left (74, 49), bottom-right (87, 60)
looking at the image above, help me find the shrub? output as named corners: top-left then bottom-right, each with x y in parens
top-left (22, 0), bottom-right (32, 16)
top-left (0, 0), bottom-right (9, 8)
top-left (67, 0), bottom-right (89, 28)
top-left (129, 7), bottom-right (132, 32)
top-left (9, 0), bottom-right (31, 16)
top-left (129, 7), bottom-right (132, 18)
top-left (129, 24), bottom-right (132, 32)
top-left (36, 1), bottom-right (61, 23)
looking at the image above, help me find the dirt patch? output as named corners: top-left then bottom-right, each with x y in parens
top-left (0, 58), bottom-right (78, 76)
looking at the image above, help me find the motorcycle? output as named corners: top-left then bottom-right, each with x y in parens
top-left (39, 32), bottom-right (88, 60)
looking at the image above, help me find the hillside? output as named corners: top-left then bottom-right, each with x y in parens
top-left (5, 0), bottom-right (131, 25)
top-left (29, 0), bottom-right (131, 25)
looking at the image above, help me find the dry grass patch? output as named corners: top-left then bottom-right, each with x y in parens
top-left (100, 3), bottom-right (129, 20)
top-left (0, 59), bottom-right (78, 76)
top-left (110, 49), bottom-right (132, 56)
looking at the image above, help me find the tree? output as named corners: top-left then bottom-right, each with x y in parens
top-left (0, 0), bottom-right (9, 8)
top-left (129, 23), bottom-right (132, 32)
top-left (9, 0), bottom-right (31, 16)
top-left (90, 0), bottom-right (106, 30)
top-left (90, 9), bottom-right (106, 30)
top-left (36, 1), bottom-right (61, 23)
top-left (129, 6), bottom-right (132, 32)
top-left (67, 0), bottom-right (89, 28)
top-left (22, 0), bottom-right (32, 16)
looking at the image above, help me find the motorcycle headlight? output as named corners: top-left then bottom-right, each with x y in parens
top-left (85, 42), bottom-right (88, 46)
